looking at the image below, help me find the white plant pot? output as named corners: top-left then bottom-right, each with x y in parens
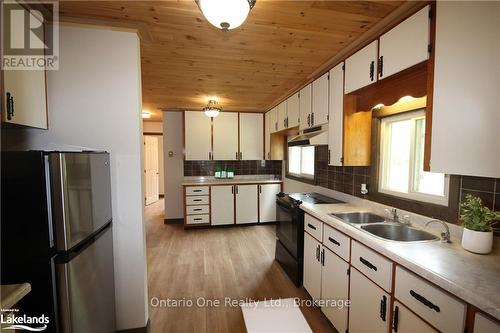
top-left (461, 228), bottom-right (493, 254)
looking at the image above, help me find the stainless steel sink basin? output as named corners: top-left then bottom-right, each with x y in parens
top-left (332, 212), bottom-right (385, 224)
top-left (361, 224), bottom-right (439, 242)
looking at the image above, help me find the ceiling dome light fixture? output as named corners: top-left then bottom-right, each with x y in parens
top-left (203, 99), bottom-right (222, 117)
top-left (196, 0), bottom-right (256, 31)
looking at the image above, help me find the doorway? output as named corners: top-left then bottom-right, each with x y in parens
top-left (144, 134), bottom-right (163, 205)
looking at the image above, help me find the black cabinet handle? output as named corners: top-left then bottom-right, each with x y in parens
top-left (231, 186), bottom-right (234, 194)
top-left (320, 248), bottom-right (325, 266)
top-left (315, 245), bottom-right (320, 261)
top-left (193, 199), bottom-right (202, 202)
top-left (380, 295), bottom-right (387, 322)
top-left (194, 218), bottom-right (202, 221)
top-left (307, 114), bottom-right (311, 127)
top-left (236, 151), bottom-right (238, 160)
top-left (193, 189), bottom-right (202, 192)
top-left (193, 208), bottom-right (202, 211)
top-left (328, 237), bottom-right (340, 246)
top-left (379, 56), bottom-right (384, 77)
top-left (410, 290), bottom-right (440, 312)
top-left (393, 305), bottom-right (399, 332)
top-left (259, 185), bottom-right (262, 194)
top-left (369, 60), bottom-right (375, 81)
top-left (235, 185), bottom-right (238, 194)
top-left (311, 112), bottom-right (314, 126)
top-left (359, 257), bottom-right (377, 271)
top-left (307, 223), bottom-right (317, 230)
top-left (6, 92), bottom-right (14, 120)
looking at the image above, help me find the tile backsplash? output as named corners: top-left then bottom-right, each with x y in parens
top-left (184, 160), bottom-right (282, 177)
top-left (311, 145), bottom-right (500, 224)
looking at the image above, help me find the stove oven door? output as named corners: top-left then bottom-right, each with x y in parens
top-left (276, 199), bottom-right (302, 259)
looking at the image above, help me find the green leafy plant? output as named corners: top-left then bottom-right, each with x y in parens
top-left (460, 194), bottom-right (500, 232)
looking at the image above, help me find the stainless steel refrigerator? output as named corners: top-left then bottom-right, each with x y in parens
top-left (1, 151), bottom-right (116, 333)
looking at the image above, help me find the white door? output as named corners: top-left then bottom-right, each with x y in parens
top-left (474, 313), bottom-right (500, 333)
top-left (303, 232), bottom-right (322, 301)
top-left (344, 40), bottom-right (378, 94)
top-left (144, 135), bottom-right (159, 205)
top-left (235, 185), bottom-right (258, 224)
top-left (265, 111), bottom-right (272, 160)
top-left (379, 5), bottom-right (430, 80)
top-left (258, 184), bottom-right (281, 223)
top-left (328, 62), bottom-right (344, 166)
top-left (269, 107), bottom-right (278, 133)
top-left (239, 113), bottom-right (264, 160)
top-left (213, 112), bottom-right (238, 160)
top-left (299, 84), bottom-right (312, 130)
top-left (287, 92), bottom-right (300, 128)
top-left (277, 101), bottom-right (287, 131)
top-left (211, 185), bottom-right (234, 225)
top-left (321, 248), bottom-right (349, 333)
top-left (392, 301), bottom-right (437, 333)
top-left (349, 268), bottom-right (390, 333)
top-left (3, 3), bottom-right (47, 129)
top-left (312, 72), bottom-right (329, 126)
top-left (184, 111), bottom-right (212, 160)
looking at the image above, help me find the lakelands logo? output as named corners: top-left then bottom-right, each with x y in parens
top-left (1, 0), bottom-right (59, 70)
top-left (1, 312), bottom-right (49, 331)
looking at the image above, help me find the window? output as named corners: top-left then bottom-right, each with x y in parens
top-left (288, 146), bottom-right (315, 179)
top-left (379, 110), bottom-right (449, 205)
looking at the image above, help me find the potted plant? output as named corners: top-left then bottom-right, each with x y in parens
top-left (460, 194), bottom-right (500, 254)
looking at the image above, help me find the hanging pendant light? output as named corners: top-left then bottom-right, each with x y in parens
top-left (196, 0), bottom-right (256, 30)
top-left (203, 99), bottom-right (222, 117)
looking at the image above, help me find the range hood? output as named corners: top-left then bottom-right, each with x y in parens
top-left (288, 125), bottom-right (328, 146)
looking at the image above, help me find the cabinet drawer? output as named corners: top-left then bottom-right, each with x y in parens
top-left (186, 205), bottom-right (209, 215)
top-left (186, 196), bottom-right (209, 205)
top-left (304, 214), bottom-right (323, 242)
top-left (185, 186), bottom-right (209, 196)
top-left (323, 224), bottom-right (350, 261)
top-left (395, 266), bottom-right (466, 333)
top-left (186, 214), bottom-right (209, 225)
top-left (351, 241), bottom-right (393, 292)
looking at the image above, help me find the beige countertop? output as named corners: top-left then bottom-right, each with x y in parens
top-left (1, 283), bottom-right (31, 309)
top-left (182, 176), bottom-right (283, 186)
top-left (300, 202), bottom-right (500, 320)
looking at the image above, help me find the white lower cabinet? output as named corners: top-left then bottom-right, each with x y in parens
top-left (321, 247), bottom-right (349, 333)
top-left (258, 184), bottom-right (281, 223)
top-left (393, 301), bottom-right (436, 333)
top-left (303, 232), bottom-right (322, 301)
top-left (474, 313), bottom-right (500, 333)
top-left (349, 268), bottom-right (391, 333)
top-left (235, 185), bottom-right (258, 224)
top-left (211, 185), bottom-right (234, 225)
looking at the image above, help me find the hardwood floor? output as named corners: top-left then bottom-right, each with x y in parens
top-left (145, 199), bottom-right (336, 333)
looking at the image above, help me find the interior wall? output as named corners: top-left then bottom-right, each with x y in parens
top-left (1, 25), bottom-right (148, 331)
top-left (143, 121), bottom-right (162, 134)
top-left (163, 112), bottom-right (184, 219)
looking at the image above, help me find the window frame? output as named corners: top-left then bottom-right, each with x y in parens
top-left (287, 145), bottom-right (315, 181)
top-left (379, 110), bottom-right (450, 206)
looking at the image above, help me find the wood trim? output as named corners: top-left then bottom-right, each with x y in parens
top-left (163, 218), bottom-right (184, 225)
top-left (233, 184), bottom-right (237, 225)
top-left (182, 111), bottom-right (186, 161)
top-left (142, 132), bottom-right (163, 136)
top-left (424, 2), bottom-right (437, 172)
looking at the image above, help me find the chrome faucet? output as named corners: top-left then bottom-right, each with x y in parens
top-left (425, 219), bottom-right (451, 243)
top-left (385, 208), bottom-right (400, 222)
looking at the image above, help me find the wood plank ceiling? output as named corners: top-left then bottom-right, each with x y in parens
top-left (59, 1), bottom-right (404, 121)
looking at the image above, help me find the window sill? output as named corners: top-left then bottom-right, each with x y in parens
top-left (285, 173), bottom-right (316, 185)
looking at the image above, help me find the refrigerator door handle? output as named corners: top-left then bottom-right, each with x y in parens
top-left (44, 155), bottom-right (55, 248)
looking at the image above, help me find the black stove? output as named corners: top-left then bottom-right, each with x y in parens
top-left (275, 192), bottom-right (343, 287)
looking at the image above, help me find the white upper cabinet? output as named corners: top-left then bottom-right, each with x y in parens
top-left (265, 111), bottom-right (272, 160)
top-left (299, 84), bottom-right (312, 130)
top-left (431, 1), bottom-right (500, 178)
top-left (277, 101), bottom-right (287, 131)
top-left (379, 5), bottom-right (430, 80)
top-left (312, 72), bottom-right (329, 126)
top-left (212, 112), bottom-right (239, 160)
top-left (235, 184), bottom-right (258, 224)
top-left (328, 62), bottom-right (344, 166)
top-left (184, 111), bottom-right (212, 160)
top-left (239, 113), bottom-right (263, 160)
top-left (344, 40), bottom-right (378, 94)
top-left (258, 183), bottom-right (281, 223)
top-left (2, 4), bottom-right (47, 129)
top-left (287, 92), bottom-right (300, 128)
top-left (269, 107), bottom-right (278, 133)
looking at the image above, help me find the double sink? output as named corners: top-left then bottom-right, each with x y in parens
top-left (331, 212), bottom-right (439, 242)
